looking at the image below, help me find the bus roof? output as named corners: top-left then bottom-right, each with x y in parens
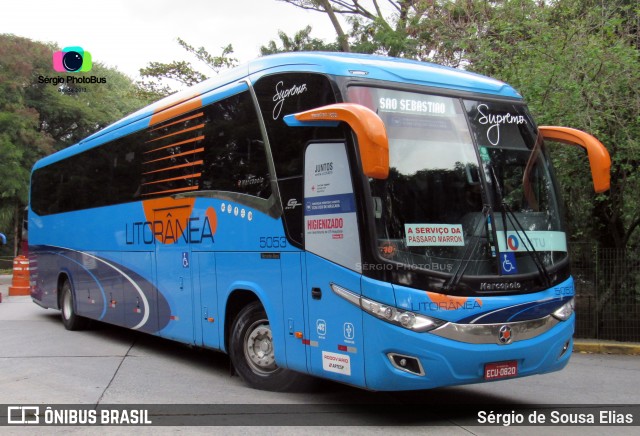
top-left (34, 52), bottom-right (521, 170)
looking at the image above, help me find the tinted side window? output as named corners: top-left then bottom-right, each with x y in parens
top-left (253, 73), bottom-right (340, 178)
top-left (253, 73), bottom-right (343, 245)
top-left (31, 137), bottom-right (142, 215)
top-left (31, 90), bottom-right (270, 216)
top-left (200, 92), bottom-right (271, 199)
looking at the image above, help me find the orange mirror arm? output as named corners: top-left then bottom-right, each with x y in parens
top-left (539, 126), bottom-right (611, 193)
top-left (284, 103), bottom-right (389, 179)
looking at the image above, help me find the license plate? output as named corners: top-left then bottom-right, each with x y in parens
top-left (484, 360), bottom-right (518, 380)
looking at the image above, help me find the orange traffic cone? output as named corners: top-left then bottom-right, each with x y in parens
top-left (8, 255), bottom-right (30, 296)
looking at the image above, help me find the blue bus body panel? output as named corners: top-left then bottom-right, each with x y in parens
top-left (362, 311), bottom-right (573, 391)
top-left (393, 277), bottom-right (575, 324)
top-left (29, 197), bottom-right (294, 333)
top-left (248, 52), bottom-right (521, 98)
top-left (304, 254), bottom-right (366, 387)
top-left (356, 277), bottom-right (574, 389)
top-left (30, 245), bottom-right (163, 333)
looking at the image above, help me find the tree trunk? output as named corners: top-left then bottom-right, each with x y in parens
top-left (318, 0), bottom-right (351, 52)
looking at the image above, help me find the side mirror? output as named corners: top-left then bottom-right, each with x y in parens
top-left (284, 103), bottom-right (389, 179)
top-left (539, 126), bottom-right (611, 193)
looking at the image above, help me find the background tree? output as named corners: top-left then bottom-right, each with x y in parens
top-left (0, 34), bottom-right (152, 258)
top-left (260, 26), bottom-right (339, 55)
top-left (416, 0), bottom-right (640, 252)
top-left (138, 39), bottom-right (238, 97)
top-left (277, 0), bottom-right (429, 57)
top-left (138, 29), bottom-right (341, 92)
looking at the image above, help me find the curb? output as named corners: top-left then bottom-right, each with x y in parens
top-left (0, 287), bottom-right (9, 303)
top-left (574, 340), bottom-right (640, 356)
top-left (0, 278), bottom-right (11, 303)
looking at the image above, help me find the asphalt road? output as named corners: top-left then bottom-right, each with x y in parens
top-left (0, 294), bottom-right (638, 435)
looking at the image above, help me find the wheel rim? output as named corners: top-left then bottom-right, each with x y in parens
top-left (62, 287), bottom-right (72, 320)
top-left (243, 319), bottom-right (277, 375)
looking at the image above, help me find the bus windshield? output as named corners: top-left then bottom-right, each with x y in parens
top-left (348, 86), bottom-right (566, 281)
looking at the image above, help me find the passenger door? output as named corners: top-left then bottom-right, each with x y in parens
top-left (303, 141), bottom-right (366, 387)
top-left (152, 203), bottom-right (195, 344)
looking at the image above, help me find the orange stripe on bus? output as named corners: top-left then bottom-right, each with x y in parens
top-left (144, 135), bottom-right (205, 155)
top-left (142, 173), bottom-right (202, 186)
top-left (149, 97), bottom-right (203, 126)
top-left (142, 185), bottom-right (199, 196)
top-left (143, 148), bottom-right (204, 165)
top-left (149, 112), bottom-right (204, 132)
top-left (146, 124), bottom-right (205, 144)
top-left (142, 160), bottom-right (204, 175)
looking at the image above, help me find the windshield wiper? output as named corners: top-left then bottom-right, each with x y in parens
top-left (443, 204), bottom-right (490, 293)
top-left (523, 133), bottom-right (544, 211)
top-left (487, 163), bottom-right (552, 287)
top-left (502, 202), bottom-right (552, 287)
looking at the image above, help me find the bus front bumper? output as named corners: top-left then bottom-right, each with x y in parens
top-left (363, 313), bottom-right (574, 391)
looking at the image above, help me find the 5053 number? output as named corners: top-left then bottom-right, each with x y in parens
top-left (259, 236), bottom-right (287, 249)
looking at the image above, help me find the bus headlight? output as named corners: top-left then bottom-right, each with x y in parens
top-left (551, 298), bottom-right (575, 321)
top-left (330, 283), bottom-right (446, 333)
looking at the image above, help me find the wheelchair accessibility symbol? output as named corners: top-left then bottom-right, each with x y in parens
top-left (500, 252), bottom-right (518, 275)
top-left (182, 252), bottom-right (189, 268)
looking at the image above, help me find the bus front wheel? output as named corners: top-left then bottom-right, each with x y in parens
top-left (60, 280), bottom-right (89, 331)
top-left (229, 301), bottom-right (306, 391)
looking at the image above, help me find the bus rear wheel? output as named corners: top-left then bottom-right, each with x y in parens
top-left (229, 301), bottom-right (306, 391)
top-left (60, 280), bottom-right (89, 331)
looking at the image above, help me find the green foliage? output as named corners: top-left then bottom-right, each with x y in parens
top-left (137, 40), bottom-right (239, 97)
top-left (0, 34), bottom-right (152, 254)
top-left (137, 27), bottom-right (338, 93)
top-left (260, 26), bottom-right (340, 55)
top-left (139, 60), bottom-right (207, 95)
top-left (449, 0), bottom-right (640, 250)
top-left (177, 39), bottom-right (237, 74)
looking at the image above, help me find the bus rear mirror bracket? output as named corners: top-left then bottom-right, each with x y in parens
top-left (284, 103), bottom-right (390, 179)
top-left (539, 126), bottom-right (611, 193)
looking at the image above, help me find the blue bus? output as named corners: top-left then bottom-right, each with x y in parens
top-left (29, 52), bottom-right (610, 391)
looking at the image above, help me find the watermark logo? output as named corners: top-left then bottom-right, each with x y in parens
top-left (53, 46), bottom-right (92, 73)
top-left (7, 406), bottom-right (40, 424)
top-left (6, 405), bottom-right (153, 425)
top-left (39, 45), bottom-right (104, 94)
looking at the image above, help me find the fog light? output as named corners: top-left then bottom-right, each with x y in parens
top-left (388, 353), bottom-right (425, 376)
top-left (559, 340), bottom-right (571, 358)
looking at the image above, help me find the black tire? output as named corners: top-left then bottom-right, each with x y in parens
top-left (60, 280), bottom-right (89, 331)
top-left (229, 301), bottom-right (308, 391)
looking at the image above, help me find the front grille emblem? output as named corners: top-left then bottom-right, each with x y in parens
top-left (498, 325), bottom-right (513, 344)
